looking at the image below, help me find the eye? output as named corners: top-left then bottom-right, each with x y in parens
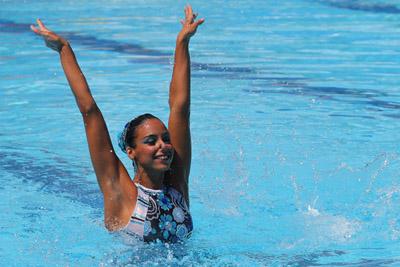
top-left (143, 136), bottom-right (157, 145)
top-left (162, 133), bottom-right (171, 144)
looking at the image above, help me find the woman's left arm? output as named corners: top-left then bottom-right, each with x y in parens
top-left (167, 5), bottom-right (204, 203)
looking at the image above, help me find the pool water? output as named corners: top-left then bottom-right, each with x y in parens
top-left (1, 0), bottom-right (400, 266)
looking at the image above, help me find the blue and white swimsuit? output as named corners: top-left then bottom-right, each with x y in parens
top-left (124, 183), bottom-right (193, 243)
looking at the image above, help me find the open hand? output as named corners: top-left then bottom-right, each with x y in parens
top-left (178, 5), bottom-right (205, 42)
top-left (31, 19), bottom-right (68, 52)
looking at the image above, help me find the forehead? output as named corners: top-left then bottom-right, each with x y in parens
top-left (136, 119), bottom-right (167, 136)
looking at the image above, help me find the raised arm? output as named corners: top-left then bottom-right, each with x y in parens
top-left (167, 6), bottom-right (204, 201)
top-left (30, 20), bottom-right (130, 197)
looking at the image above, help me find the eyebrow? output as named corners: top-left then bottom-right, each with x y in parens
top-left (143, 131), bottom-right (169, 139)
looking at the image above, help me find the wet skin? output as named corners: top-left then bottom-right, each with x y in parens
top-left (127, 119), bottom-right (174, 189)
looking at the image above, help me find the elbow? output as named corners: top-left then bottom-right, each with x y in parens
top-left (104, 217), bottom-right (124, 232)
top-left (79, 101), bottom-right (98, 115)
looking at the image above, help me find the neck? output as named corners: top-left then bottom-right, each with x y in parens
top-left (134, 167), bottom-right (165, 190)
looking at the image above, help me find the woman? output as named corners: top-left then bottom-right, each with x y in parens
top-left (31, 5), bottom-right (204, 243)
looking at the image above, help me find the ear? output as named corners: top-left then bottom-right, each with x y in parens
top-left (126, 147), bottom-right (136, 161)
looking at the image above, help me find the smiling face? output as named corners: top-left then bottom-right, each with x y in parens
top-left (127, 118), bottom-right (174, 173)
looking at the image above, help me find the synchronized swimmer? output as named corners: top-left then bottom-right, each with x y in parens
top-left (31, 5), bottom-right (204, 243)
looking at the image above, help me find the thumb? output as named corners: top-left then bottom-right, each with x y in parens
top-left (30, 25), bottom-right (41, 34)
top-left (195, 18), bottom-right (205, 27)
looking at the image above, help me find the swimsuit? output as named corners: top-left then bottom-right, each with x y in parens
top-left (123, 183), bottom-right (193, 243)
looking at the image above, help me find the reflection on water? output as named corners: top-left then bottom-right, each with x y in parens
top-left (0, 147), bottom-right (101, 209)
top-left (244, 82), bottom-right (400, 119)
top-left (2, 17), bottom-right (400, 120)
top-left (317, 0), bottom-right (400, 14)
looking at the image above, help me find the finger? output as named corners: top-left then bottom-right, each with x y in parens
top-left (187, 5), bottom-right (193, 16)
top-left (37, 18), bottom-right (49, 31)
top-left (37, 19), bottom-right (44, 29)
top-left (195, 18), bottom-right (205, 26)
top-left (30, 25), bottom-right (41, 34)
top-left (184, 5), bottom-right (189, 20)
top-left (188, 8), bottom-right (194, 22)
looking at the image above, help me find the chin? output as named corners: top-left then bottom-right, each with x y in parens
top-left (159, 165), bottom-right (171, 172)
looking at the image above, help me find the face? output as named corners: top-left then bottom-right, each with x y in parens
top-left (127, 119), bottom-right (174, 172)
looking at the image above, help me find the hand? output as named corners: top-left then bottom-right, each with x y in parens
top-left (178, 5), bottom-right (205, 43)
top-left (31, 19), bottom-right (68, 52)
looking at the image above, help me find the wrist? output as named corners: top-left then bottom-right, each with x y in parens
top-left (176, 33), bottom-right (190, 45)
top-left (59, 40), bottom-right (70, 53)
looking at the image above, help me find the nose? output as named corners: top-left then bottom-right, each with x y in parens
top-left (158, 139), bottom-right (171, 150)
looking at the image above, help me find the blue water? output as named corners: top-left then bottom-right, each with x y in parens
top-left (1, 0), bottom-right (400, 266)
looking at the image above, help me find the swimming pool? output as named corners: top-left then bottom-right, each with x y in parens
top-left (1, 0), bottom-right (399, 265)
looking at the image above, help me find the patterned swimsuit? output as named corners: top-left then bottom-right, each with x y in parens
top-left (123, 183), bottom-right (193, 243)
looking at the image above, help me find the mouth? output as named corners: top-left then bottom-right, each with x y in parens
top-left (154, 153), bottom-right (172, 162)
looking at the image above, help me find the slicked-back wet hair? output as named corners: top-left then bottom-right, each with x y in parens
top-left (118, 113), bottom-right (159, 153)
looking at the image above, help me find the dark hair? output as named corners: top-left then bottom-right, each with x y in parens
top-left (118, 113), bottom-right (158, 153)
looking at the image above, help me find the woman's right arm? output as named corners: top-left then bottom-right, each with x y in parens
top-left (58, 34), bottom-right (127, 195)
top-left (31, 20), bottom-right (131, 197)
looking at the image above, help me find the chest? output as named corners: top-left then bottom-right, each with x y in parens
top-left (125, 186), bottom-right (193, 243)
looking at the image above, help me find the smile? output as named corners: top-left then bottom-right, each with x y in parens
top-left (154, 154), bottom-right (172, 161)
